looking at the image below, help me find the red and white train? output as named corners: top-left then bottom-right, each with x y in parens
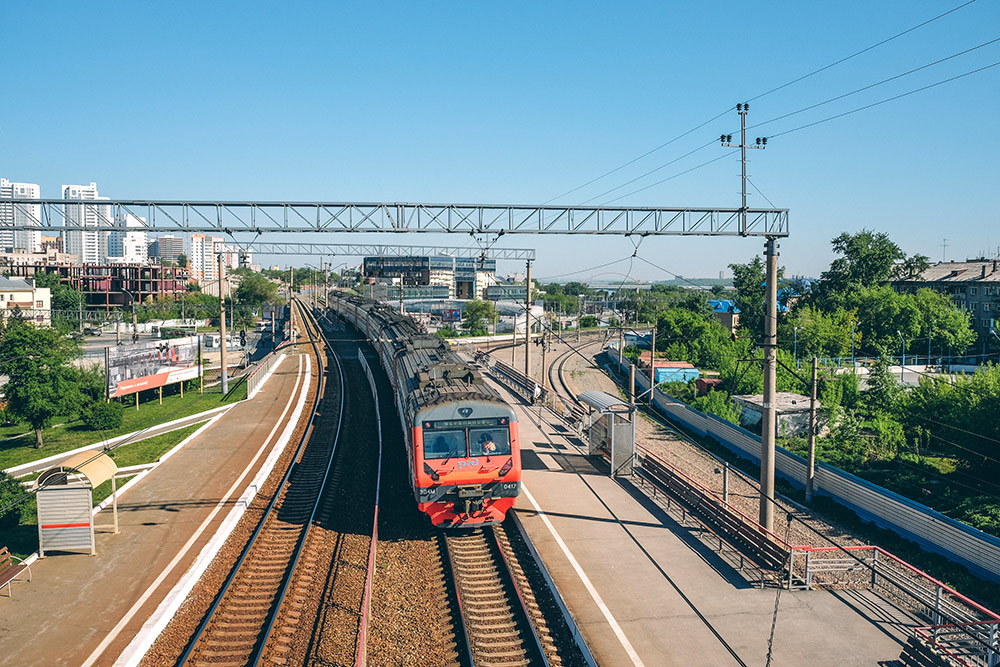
top-left (326, 293), bottom-right (520, 527)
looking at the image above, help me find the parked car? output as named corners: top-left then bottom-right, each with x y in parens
top-left (84, 326), bottom-right (102, 336)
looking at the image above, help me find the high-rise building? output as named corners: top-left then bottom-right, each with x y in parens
top-left (188, 233), bottom-right (225, 281)
top-left (0, 178), bottom-right (43, 253)
top-left (149, 234), bottom-right (184, 263)
top-left (62, 182), bottom-right (110, 264)
top-left (107, 213), bottom-right (149, 264)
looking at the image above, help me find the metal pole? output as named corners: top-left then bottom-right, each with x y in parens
top-left (618, 326), bottom-right (624, 368)
top-left (541, 331), bottom-right (547, 388)
top-left (740, 105), bottom-right (748, 235)
top-left (525, 260), bottom-right (532, 378)
top-left (219, 254), bottom-right (229, 395)
top-left (577, 297), bottom-right (582, 343)
top-left (723, 463), bottom-right (729, 504)
top-left (289, 267), bottom-right (295, 344)
top-left (629, 362), bottom-right (635, 405)
top-left (806, 356), bottom-right (818, 503)
top-left (650, 324), bottom-right (657, 385)
top-left (79, 292), bottom-right (83, 333)
top-left (760, 237), bottom-right (779, 532)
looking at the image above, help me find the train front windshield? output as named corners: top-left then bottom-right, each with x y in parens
top-left (421, 418), bottom-right (512, 460)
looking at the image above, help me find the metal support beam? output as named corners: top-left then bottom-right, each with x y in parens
top-left (223, 242), bottom-right (536, 261)
top-left (0, 198), bottom-right (789, 236)
top-left (525, 260), bottom-right (532, 378)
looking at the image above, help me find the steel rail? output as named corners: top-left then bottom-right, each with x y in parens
top-left (354, 348), bottom-right (384, 667)
top-left (176, 299), bottom-right (344, 665)
top-left (439, 534), bottom-right (477, 667)
top-left (252, 302), bottom-right (346, 664)
top-left (491, 527), bottom-right (552, 667)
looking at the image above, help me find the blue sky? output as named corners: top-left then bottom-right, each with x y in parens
top-left (2, 1), bottom-right (998, 281)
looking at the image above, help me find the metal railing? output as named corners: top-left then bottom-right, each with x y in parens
top-left (246, 349), bottom-right (283, 399)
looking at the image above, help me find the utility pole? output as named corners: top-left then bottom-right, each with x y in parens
top-left (760, 237), bottom-right (779, 532)
top-left (541, 330), bottom-right (547, 388)
top-left (577, 298), bottom-right (582, 343)
top-left (219, 253), bottom-right (229, 395)
top-left (78, 292), bottom-right (84, 334)
top-left (806, 356), bottom-right (818, 503)
top-left (525, 260), bottom-right (532, 378)
top-left (289, 267), bottom-right (295, 344)
top-left (721, 103), bottom-right (766, 236)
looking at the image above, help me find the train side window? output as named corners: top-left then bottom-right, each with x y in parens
top-left (470, 428), bottom-right (510, 457)
top-left (424, 430), bottom-right (466, 460)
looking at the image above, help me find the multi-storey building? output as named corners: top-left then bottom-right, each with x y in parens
top-left (0, 178), bottom-right (43, 253)
top-left (892, 259), bottom-right (1000, 348)
top-left (107, 213), bottom-right (149, 264)
top-left (62, 183), bottom-right (110, 264)
top-left (8, 263), bottom-right (187, 311)
top-left (188, 233), bottom-right (226, 281)
top-left (149, 235), bottom-right (184, 263)
top-left (0, 276), bottom-right (51, 326)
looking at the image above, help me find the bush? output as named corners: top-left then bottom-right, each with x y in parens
top-left (0, 471), bottom-right (31, 531)
top-left (84, 401), bottom-right (125, 431)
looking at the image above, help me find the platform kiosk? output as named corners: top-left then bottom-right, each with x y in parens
top-left (34, 451), bottom-right (119, 556)
top-left (578, 390), bottom-right (636, 477)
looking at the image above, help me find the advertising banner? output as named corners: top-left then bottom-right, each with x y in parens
top-left (442, 308), bottom-right (461, 323)
top-left (106, 336), bottom-right (202, 398)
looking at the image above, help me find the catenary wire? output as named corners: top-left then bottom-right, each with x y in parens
top-left (746, 177), bottom-right (777, 208)
top-left (599, 152), bottom-right (735, 205)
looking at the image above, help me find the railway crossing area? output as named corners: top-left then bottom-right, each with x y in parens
top-left (0, 352), bottom-right (310, 666)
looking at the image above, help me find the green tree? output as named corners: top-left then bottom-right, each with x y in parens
top-left (461, 300), bottom-right (497, 336)
top-left (580, 315), bottom-right (599, 328)
top-left (893, 253), bottom-right (931, 280)
top-left (235, 272), bottom-right (281, 307)
top-left (691, 389), bottom-right (741, 424)
top-left (177, 253), bottom-right (189, 268)
top-left (814, 230), bottom-right (905, 305)
top-left (729, 256), bottom-right (768, 342)
top-left (861, 352), bottom-right (902, 418)
top-left (0, 323), bottom-right (82, 448)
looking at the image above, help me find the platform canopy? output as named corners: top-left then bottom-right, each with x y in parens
top-left (35, 451), bottom-right (118, 489)
top-left (578, 390), bottom-right (633, 414)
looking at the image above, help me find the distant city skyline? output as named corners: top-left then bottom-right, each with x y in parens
top-left (1, 1), bottom-right (997, 280)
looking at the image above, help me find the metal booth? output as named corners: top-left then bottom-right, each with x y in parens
top-left (34, 451), bottom-right (119, 556)
top-left (578, 390), bottom-right (636, 476)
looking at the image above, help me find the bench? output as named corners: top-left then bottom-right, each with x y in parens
top-left (0, 546), bottom-right (32, 596)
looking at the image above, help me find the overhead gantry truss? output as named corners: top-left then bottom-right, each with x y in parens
top-left (226, 242), bottom-right (536, 261)
top-left (0, 199), bottom-right (789, 236)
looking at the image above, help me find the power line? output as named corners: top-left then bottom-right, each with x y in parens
top-left (600, 152), bottom-right (735, 205)
top-left (909, 413), bottom-right (1000, 447)
top-left (577, 139), bottom-right (718, 205)
top-left (750, 35), bottom-right (1000, 132)
top-left (544, 108), bottom-right (734, 204)
top-left (747, 0), bottom-right (981, 103)
top-left (746, 177), bottom-right (777, 208)
top-left (535, 255), bottom-right (634, 282)
top-left (767, 59), bottom-right (1000, 139)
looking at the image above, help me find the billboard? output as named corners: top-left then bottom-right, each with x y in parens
top-left (442, 308), bottom-right (461, 323)
top-left (106, 336), bottom-right (202, 398)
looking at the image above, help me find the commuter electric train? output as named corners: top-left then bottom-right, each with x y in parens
top-left (326, 293), bottom-right (520, 527)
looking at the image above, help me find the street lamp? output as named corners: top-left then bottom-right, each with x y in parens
top-left (897, 330), bottom-right (905, 383)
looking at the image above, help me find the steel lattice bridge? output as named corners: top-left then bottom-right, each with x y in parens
top-left (0, 199), bottom-right (788, 236)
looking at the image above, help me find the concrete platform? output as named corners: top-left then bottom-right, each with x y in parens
top-left (504, 392), bottom-right (912, 666)
top-left (0, 352), bottom-right (311, 667)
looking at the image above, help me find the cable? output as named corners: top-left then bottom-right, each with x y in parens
top-left (543, 108), bottom-right (734, 204)
top-left (577, 139), bottom-right (718, 205)
top-left (747, 177), bottom-right (777, 208)
top-left (600, 152), bottom-right (735, 205)
top-left (535, 255), bottom-right (634, 282)
top-left (750, 35), bottom-right (1000, 132)
top-left (767, 59), bottom-right (1000, 139)
top-left (908, 413), bottom-right (1000, 447)
top-left (636, 255), bottom-right (722, 293)
top-left (747, 0), bottom-right (981, 103)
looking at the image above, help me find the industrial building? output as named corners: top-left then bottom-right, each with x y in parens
top-left (6, 263), bottom-right (187, 311)
top-left (362, 255), bottom-right (497, 300)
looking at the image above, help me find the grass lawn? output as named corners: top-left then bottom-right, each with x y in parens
top-left (4, 422), bottom-right (206, 559)
top-left (0, 380), bottom-right (246, 471)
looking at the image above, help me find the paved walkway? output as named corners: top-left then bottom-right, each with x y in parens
top-left (499, 383), bottom-right (912, 666)
top-left (0, 353), bottom-right (310, 667)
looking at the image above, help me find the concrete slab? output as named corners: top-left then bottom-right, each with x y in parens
top-left (503, 384), bottom-right (911, 667)
top-left (0, 353), bottom-right (310, 667)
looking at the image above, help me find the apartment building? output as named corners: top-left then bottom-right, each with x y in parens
top-left (0, 178), bottom-right (43, 253)
top-left (62, 182), bottom-right (110, 264)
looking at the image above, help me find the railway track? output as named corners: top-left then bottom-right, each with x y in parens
top-left (442, 524), bottom-right (551, 667)
top-left (178, 299), bottom-right (345, 665)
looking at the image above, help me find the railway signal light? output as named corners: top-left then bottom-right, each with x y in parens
top-left (240, 329), bottom-right (247, 346)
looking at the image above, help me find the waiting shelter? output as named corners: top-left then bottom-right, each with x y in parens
top-left (578, 390), bottom-right (636, 476)
top-left (34, 451), bottom-right (119, 556)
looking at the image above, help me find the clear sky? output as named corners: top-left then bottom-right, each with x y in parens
top-left (2, 1), bottom-right (998, 282)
